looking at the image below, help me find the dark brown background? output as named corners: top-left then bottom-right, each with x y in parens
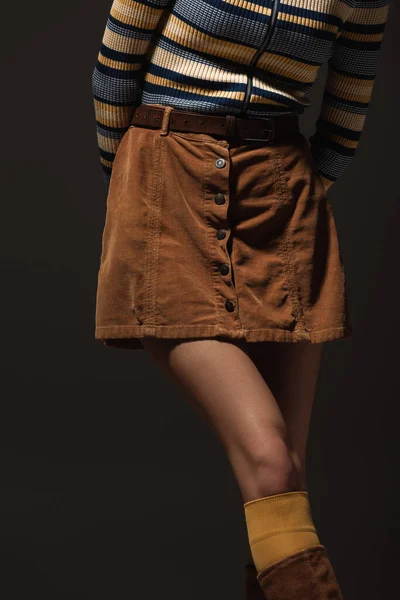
top-left (0, 1), bottom-right (398, 598)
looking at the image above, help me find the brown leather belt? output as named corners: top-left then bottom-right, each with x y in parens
top-left (131, 104), bottom-right (299, 143)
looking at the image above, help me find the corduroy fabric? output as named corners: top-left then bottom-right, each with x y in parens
top-left (94, 103), bottom-right (352, 350)
top-left (92, 0), bottom-right (392, 195)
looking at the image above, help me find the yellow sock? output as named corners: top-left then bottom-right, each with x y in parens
top-left (243, 491), bottom-right (321, 574)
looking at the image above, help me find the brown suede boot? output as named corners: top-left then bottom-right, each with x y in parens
top-left (256, 544), bottom-right (344, 600)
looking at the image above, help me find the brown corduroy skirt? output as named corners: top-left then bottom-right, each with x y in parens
top-left (95, 104), bottom-right (352, 350)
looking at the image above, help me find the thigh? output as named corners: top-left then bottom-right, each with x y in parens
top-left (140, 337), bottom-right (289, 461)
top-left (247, 340), bottom-right (324, 469)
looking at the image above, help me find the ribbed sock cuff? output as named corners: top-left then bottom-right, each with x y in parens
top-left (244, 491), bottom-right (320, 573)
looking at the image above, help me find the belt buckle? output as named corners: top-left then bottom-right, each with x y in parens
top-left (240, 116), bottom-right (275, 142)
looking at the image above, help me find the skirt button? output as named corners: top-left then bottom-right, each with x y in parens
top-left (225, 299), bottom-right (235, 312)
top-left (215, 158), bottom-right (226, 168)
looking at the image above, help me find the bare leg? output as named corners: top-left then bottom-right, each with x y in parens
top-left (140, 337), bottom-right (307, 503)
top-left (243, 340), bottom-right (324, 568)
top-left (247, 340), bottom-right (324, 489)
top-left (140, 336), bottom-right (328, 599)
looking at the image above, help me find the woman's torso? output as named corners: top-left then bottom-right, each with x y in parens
top-left (141, 0), bottom-right (353, 116)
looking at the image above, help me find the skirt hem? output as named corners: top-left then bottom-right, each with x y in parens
top-left (95, 322), bottom-right (352, 349)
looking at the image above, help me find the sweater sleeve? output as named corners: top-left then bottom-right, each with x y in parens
top-left (92, 0), bottom-right (172, 195)
top-left (308, 0), bottom-right (392, 193)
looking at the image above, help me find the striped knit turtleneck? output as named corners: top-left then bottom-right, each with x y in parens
top-left (92, 0), bottom-right (391, 195)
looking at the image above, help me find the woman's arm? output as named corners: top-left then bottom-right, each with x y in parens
top-left (92, 0), bottom-right (172, 194)
top-left (308, 0), bottom-right (392, 193)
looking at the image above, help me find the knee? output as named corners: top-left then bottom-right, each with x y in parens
top-left (238, 429), bottom-right (306, 500)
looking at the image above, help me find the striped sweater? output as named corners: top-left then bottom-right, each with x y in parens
top-left (92, 0), bottom-right (392, 195)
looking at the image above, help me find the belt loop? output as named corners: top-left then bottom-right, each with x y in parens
top-left (225, 114), bottom-right (236, 137)
top-left (160, 106), bottom-right (174, 136)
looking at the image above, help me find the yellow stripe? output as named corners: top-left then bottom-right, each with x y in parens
top-left (165, 13), bottom-right (255, 64)
top-left (256, 52), bottom-right (319, 84)
top-left (97, 54), bottom-right (142, 73)
top-left (350, 4), bottom-right (390, 26)
top-left (145, 71), bottom-right (247, 102)
top-left (319, 104), bottom-right (366, 147)
top-left (279, 10), bottom-right (339, 37)
top-left (251, 91), bottom-right (297, 108)
top-left (252, 75), bottom-right (313, 107)
top-left (101, 28), bottom-right (151, 58)
top-left (151, 43), bottom-right (248, 84)
top-left (342, 30), bottom-right (386, 44)
top-left (110, 0), bottom-right (165, 29)
top-left (94, 99), bottom-right (135, 128)
top-left (326, 68), bottom-right (375, 104)
top-left (221, 0), bottom-right (270, 16)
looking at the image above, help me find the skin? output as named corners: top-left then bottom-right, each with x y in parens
top-left (140, 337), bottom-right (323, 501)
top-left (140, 337), bottom-right (324, 566)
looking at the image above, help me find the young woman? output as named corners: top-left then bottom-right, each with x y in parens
top-left (91, 1), bottom-right (392, 598)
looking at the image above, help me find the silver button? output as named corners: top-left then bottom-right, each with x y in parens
top-left (215, 158), bottom-right (226, 168)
